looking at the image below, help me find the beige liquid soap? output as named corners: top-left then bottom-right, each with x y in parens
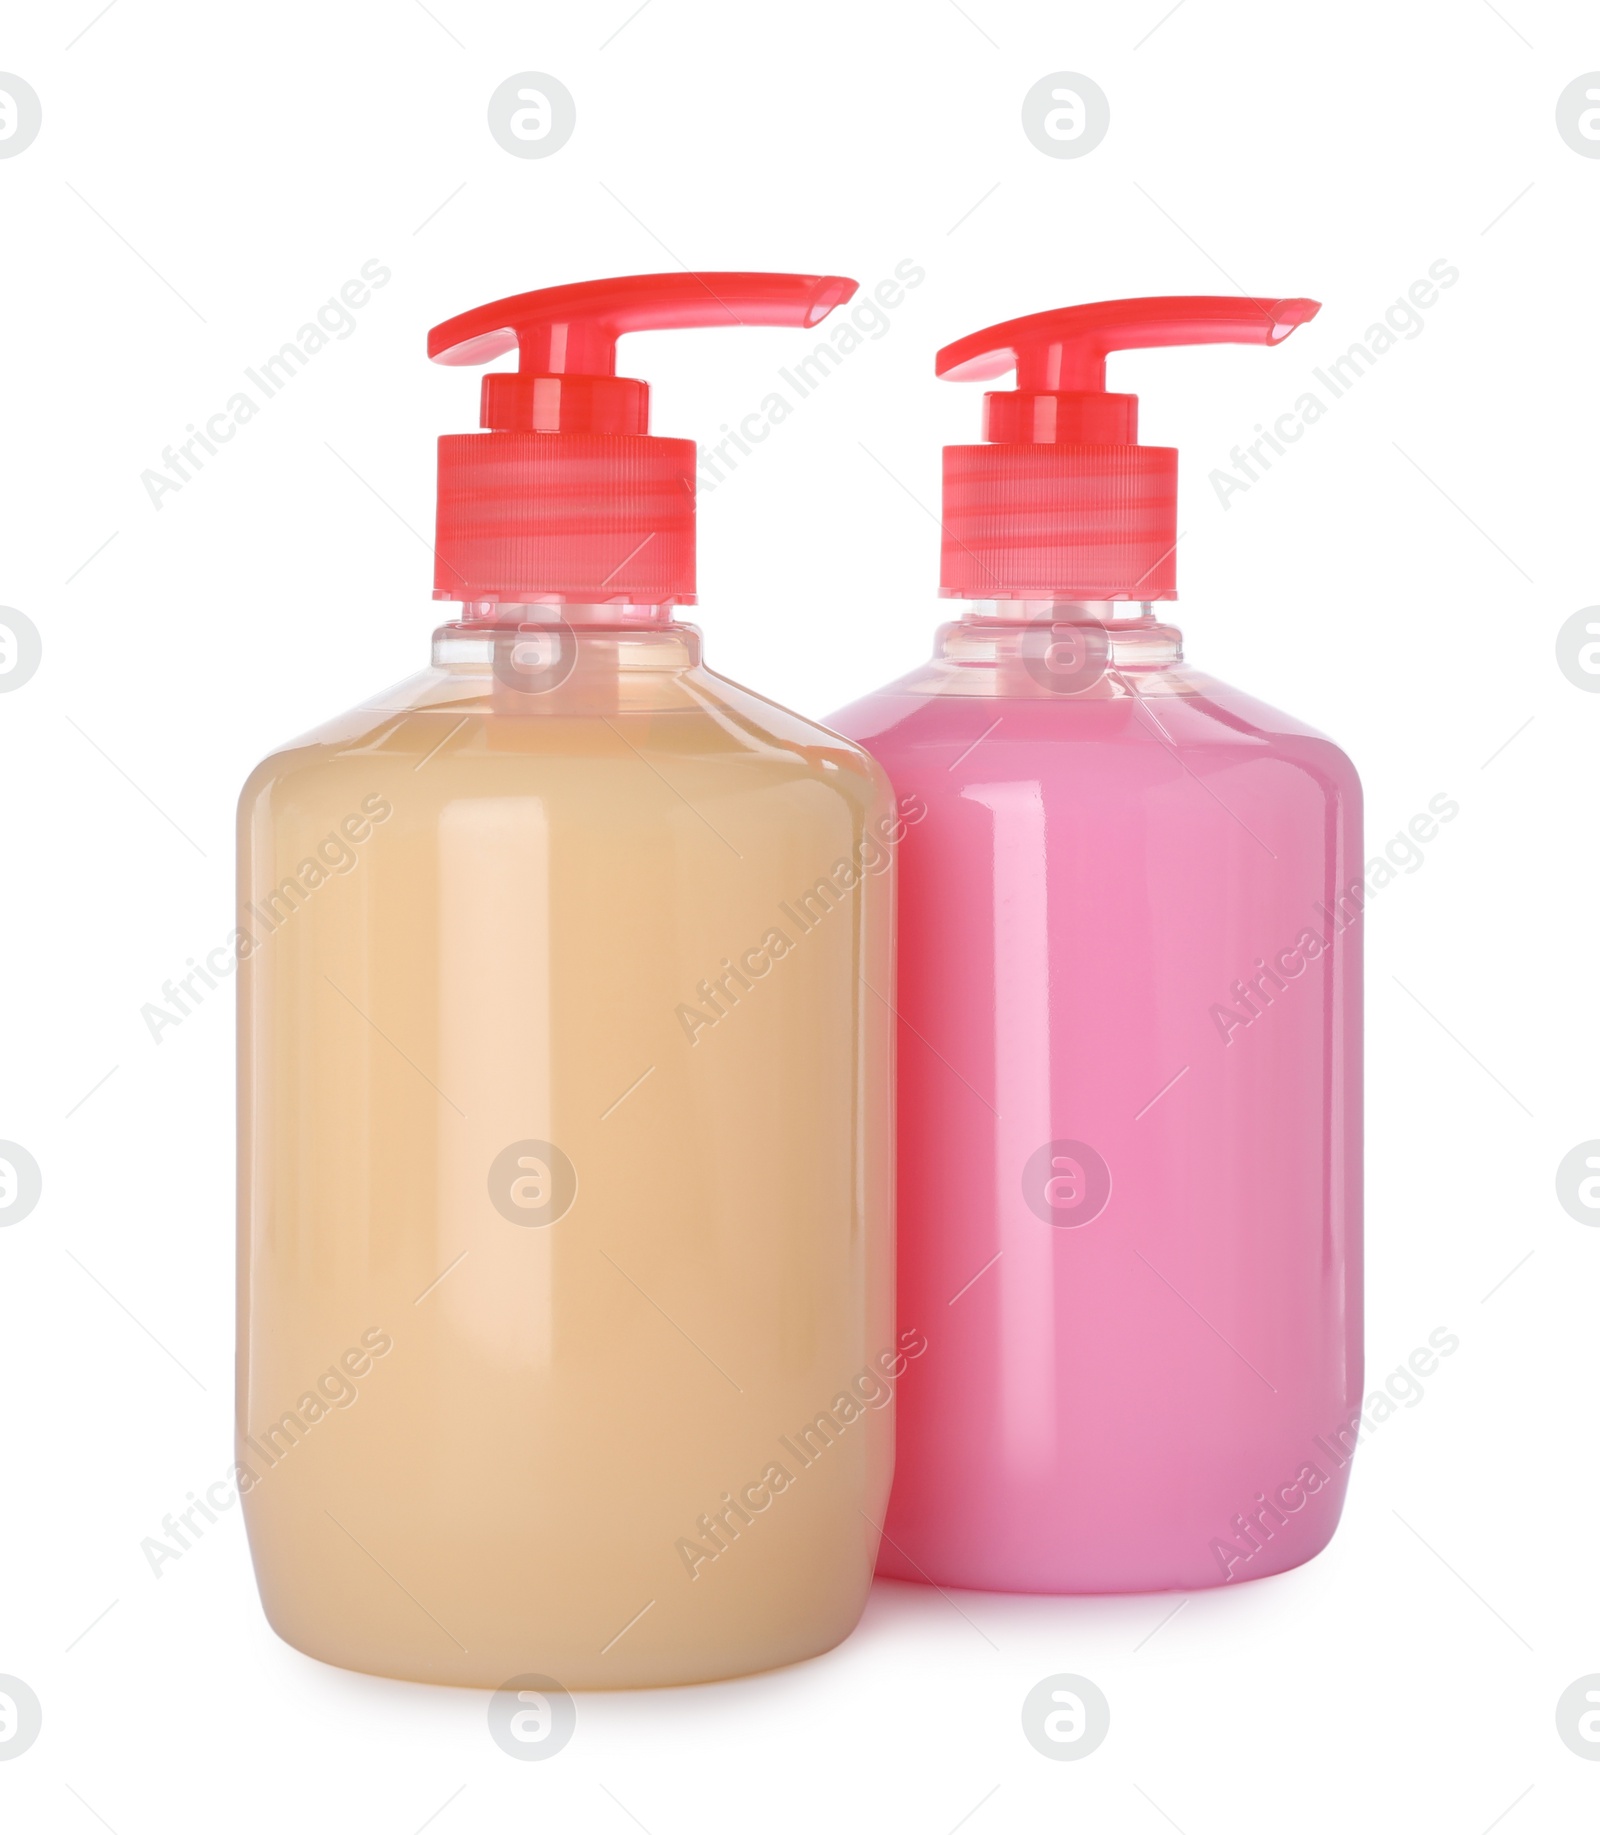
top-left (236, 274), bottom-right (901, 1689)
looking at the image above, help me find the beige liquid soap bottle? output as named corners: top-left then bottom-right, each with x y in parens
top-left (236, 273), bottom-right (905, 1691)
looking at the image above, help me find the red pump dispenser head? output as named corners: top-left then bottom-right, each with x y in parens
top-left (936, 294), bottom-right (1319, 601)
top-left (428, 271), bottom-right (857, 607)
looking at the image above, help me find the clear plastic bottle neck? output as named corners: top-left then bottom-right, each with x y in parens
top-left (428, 601), bottom-right (703, 708)
top-left (913, 598), bottom-right (1188, 698)
top-left (949, 598), bottom-right (1158, 623)
top-left (446, 596), bottom-right (685, 629)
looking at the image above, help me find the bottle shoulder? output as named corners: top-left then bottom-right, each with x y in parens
top-left (241, 662), bottom-right (892, 820)
top-left (833, 664), bottom-right (1353, 748)
top-left (691, 663), bottom-right (893, 802)
top-left (831, 667), bottom-right (1360, 807)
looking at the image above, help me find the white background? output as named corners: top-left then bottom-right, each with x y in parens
top-left (1, 0), bottom-right (1595, 1828)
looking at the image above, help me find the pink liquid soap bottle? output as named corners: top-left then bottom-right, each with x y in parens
top-left (829, 296), bottom-right (1363, 1592)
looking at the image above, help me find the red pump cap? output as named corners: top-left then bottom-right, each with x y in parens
top-left (936, 295), bottom-right (1319, 600)
top-left (428, 271), bottom-right (857, 605)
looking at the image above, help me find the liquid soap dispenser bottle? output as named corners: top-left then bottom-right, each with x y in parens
top-left (238, 274), bottom-right (900, 1687)
top-left (829, 296), bottom-right (1362, 1593)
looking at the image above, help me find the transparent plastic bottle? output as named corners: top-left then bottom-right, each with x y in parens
top-left (237, 273), bottom-right (899, 1686)
top-left (829, 295), bottom-right (1362, 1593)
top-left (830, 602), bottom-right (1361, 1592)
top-left (238, 606), bottom-right (897, 1685)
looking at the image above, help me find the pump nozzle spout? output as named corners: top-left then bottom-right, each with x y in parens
top-left (430, 272), bottom-right (857, 433)
top-left (425, 271), bottom-right (858, 604)
top-left (935, 292), bottom-right (1319, 601)
top-left (937, 296), bottom-right (1320, 393)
